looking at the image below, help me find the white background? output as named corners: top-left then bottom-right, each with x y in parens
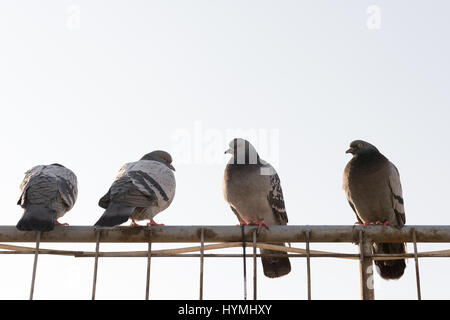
top-left (0, 1), bottom-right (449, 299)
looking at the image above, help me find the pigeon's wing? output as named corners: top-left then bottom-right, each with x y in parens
top-left (98, 189), bottom-right (111, 209)
top-left (388, 163), bottom-right (406, 226)
top-left (267, 171), bottom-right (288, 225)
top-left (348, 200), bottom-right (363, 224)
top-left (17, 166), bottom-right (45, 207)
top-left (101, 162), bottom-right (162, 208)
top-left (343, 161), bottom-right (364, 224)
top-left (230, 206), bottom-right (246, 225)
top-left (16, 168), bottom-right (59, 231)
top-left (374, 163), bottom-right (407, 279)
top-left (53, 166), bottom-right (78, 210)
top-left (18, 165), bottom-right (77, 209)
top-left (98, 164), bottom-right (127, 209)
top-left (108, 175), bottom-right (158, 207)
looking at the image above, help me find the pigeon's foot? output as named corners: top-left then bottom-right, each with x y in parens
top-left (130, 219), bottom-right (142, 227)
top-left (250, 220), bottom-right (269, 233)
top-left (54, 220), bottom-right (69, 226)
top-left (237, 221), bottom-right (249, 226)
top-left (147, 219), bottom-right (164, 226)
top-left (375, 221), bottom-right (394, 228)
top-left (355, 221), bottom-right (375, 226)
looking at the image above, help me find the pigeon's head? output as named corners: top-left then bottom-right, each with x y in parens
top-left (224, 138), bottom-right (260, 164)
top-left (346, 140), bottom-right (379, 156)
top-left (141, 151), bottom-right (175, 171)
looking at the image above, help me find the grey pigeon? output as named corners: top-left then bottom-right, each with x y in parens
top-left (17, 164), bottom-right (78, 231)
top-left (343, 140), bottom-right (406, 280)
top-left (223, 138), bottom-right (291, 278)
top-left (95, 151), bottom-right (176, 227)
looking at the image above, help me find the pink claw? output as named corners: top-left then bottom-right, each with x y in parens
top-left (130, 219), bottom-right (142, 227)
top-left (376, 221), bottom-right (394, 228)
top-left (249, 220), bottom-right (269, 233)
top-left (147, 219), bottom-right (164, 226)
top-left (354, 221), bottom-right (375, 226)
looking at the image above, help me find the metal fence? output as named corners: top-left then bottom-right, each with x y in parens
top-left (1, 225), bottom-right (450, 300)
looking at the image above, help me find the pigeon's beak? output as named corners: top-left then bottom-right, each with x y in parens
top-left (346, 147), bottom-right (354, 154)
top-left (224, 148), bottom-right (232, 155)
top-left (168, 164), bottom-right (176, 171)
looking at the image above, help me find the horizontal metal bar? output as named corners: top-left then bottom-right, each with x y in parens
top-left (75, 253), bottom-right (357, 258)
top-left (2, 251), bottom-right (450, 260)
top-left (2, 225), bottom-right (450, 243)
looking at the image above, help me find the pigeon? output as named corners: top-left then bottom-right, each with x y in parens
top-left (16, 164), bottom-right (78, 231)
top-left (223, 138), bottom-right (291, 278)
top-left (343, 140), bottom-right (406, 280)
top-left (95, 151), bottom-right (176, 227)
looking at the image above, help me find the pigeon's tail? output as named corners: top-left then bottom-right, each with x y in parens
top-left (260, 243), bottom-right (291, 278)
top-left (16, 205), bottom-right (56, 231)
top-left (373, 242), bottom-right (406, 280)
top-left (94, 202), bottom-right (135, 227)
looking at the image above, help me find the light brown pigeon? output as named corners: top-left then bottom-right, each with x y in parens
top-left (343, 140), bottom-right (406, 280)
top-left (223, 138), bottom-right (291, 278)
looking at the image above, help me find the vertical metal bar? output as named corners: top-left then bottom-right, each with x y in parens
top-left (241, 226), bottom-right (247, 300)
top-left (29, 231), bottom-right (41, 300)
top-left (412, 229), bottom-right (422, 300)
top-left (91, 230), bottom-right (101, 300)
top-left (252, 230), bottom-right (257, 301)
top-left (199, 228), bottom-right (204, 300)
top-left (145, 227), bottom-right (153, 300)
top-left (358, 230), bottom-right (375, 300)
top-left (305, 230), bottom-right (311, 300)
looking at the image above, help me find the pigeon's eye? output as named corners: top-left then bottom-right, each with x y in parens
top-left (357, 143), bottom-right (364, 148)
top-left (162, 156), bottom-right (168, 161)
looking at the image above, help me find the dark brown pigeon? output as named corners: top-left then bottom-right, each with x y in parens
top-left (223, 138), bottom-right (291, 278)
top-left (343, 140), bottom-right (406, 280)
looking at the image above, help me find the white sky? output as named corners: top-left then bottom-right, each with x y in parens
top-left (0, 0), bottom-right (449, 300)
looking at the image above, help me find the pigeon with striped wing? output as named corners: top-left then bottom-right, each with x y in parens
top-left (95, 151), bottom-right (176, 227)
